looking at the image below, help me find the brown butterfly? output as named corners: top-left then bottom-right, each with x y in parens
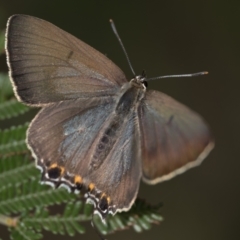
top-left (5, 14), bottom-right (214, 221)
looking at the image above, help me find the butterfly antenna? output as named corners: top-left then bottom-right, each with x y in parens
top-left (91, 213), bottom-right (107, 240)
top-left (147, 71), bottom-right (208, 81)
top-left (110, 19), bottom-right (136, 76)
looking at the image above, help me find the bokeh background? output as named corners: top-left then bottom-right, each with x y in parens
top-left (0, 1), bottom-right (239, 240)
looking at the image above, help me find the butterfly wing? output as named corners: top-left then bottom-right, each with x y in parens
top-left (6, 15), bottom-right (127, 106)
top-left (28, 97), bottom-right (141, 219)
top-left (86, 109), bottom-right (141, 217)
top-left (138, 90), bottom-right (214, 184)
top-left (27, 97), bottom-right (114, 167)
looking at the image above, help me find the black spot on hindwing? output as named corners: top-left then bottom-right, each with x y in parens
top-left (47, 166), bottom-right (62, 179)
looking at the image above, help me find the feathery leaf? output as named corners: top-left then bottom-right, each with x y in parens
top-left (94, 198), bottom-right (163, 234)
top-left (21, 202), bottom-right (88, 236)
top-left (0, 180), bottom-right (76, 215)
top-left (0, 100), bottom-right (30, 120)
top-left (10, 225), bottom-right (43, 240)
top-left (0, 123), bottom-right (29, 157)
top-left (0, 73), bottom-right (13, 103)
top-left (0, 154), bottom-right (35, 188)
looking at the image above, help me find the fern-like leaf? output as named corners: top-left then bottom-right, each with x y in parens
top-left (94, 198), bottom-right (163, 235)
top-left (0, 123), bottom-right (29, 157)
top-left (0, 154), bottom-right (36, 188)
top-left (0, 180), bottom-right (76, 215)
top-left (0, 73), bottom-right (13, 103)
top-left (0, 100), bottom-right (30, 120)
top-left (20, 202), bottom-right (88, 236)
top-left (10, 225), bottom-right (43, 240)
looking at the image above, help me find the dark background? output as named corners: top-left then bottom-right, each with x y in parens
top-left (0, 1), bottom-right (239, 240)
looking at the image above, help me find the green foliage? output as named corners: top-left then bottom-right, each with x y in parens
top-left (94, 199), bottom-right (163, 235)
top-left (0, 73), bottom-right (13, 102)
top-left (0, 155), bottom-right (36, 187)
top-left (0, 179), bottom-right (77, 215)
top-left (0, 123), bottom-right (29, 156)
top-left (22, 203), bottom-right (87, 235)
top-left (0, 100), bottom-right (30, 120)
top-left (0, 70), bottom-right (30, 119)
top-left (10, 225), bottom-right (43, 240)
top-left (0, 33), bottom-right (163, 240)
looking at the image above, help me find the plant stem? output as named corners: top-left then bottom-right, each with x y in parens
top-left (0, 214), bottom-right (18, 227)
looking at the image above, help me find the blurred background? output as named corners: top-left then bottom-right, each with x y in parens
top-left (0, 0), bottom-right (239, 239)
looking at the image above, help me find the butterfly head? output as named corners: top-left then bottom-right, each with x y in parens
top-left (130, 70), bottom-right (148, 89)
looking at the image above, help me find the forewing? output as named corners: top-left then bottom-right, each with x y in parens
top-left (6, 15), bottom-right (127, 106)
top-left (138, 90), bottom-right (214, 184)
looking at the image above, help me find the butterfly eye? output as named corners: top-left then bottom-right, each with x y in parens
top-left (143, 81), bottom-right (148, 88)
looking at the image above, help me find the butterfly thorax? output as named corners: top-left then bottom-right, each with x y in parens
top-left (116, 78), bottom-right (146, 115)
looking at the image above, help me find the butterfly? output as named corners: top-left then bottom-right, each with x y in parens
top-left (5, 14), bottom-right (214, 221)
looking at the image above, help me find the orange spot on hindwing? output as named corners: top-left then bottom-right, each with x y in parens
top-left (74, 175), bottom-right (83, 190)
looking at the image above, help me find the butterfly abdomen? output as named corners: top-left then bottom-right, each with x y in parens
top-left (90, 83), bottom-right (144, 169)
top-left (91, 117), bottom-right (121, 169)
